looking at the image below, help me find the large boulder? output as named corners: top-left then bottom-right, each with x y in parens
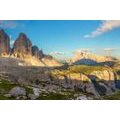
top-left (0, 29), bottom-right (10, 56)
top-left (33, 88), bottom-right (40, 96)
top-left (12, 33), bottom-right (32, 59)
top-left (9, 86), bottom-right (26, 97)
top-left (76, 95), bottom-right (88, 100)
top-left (28, 94), bottom-right (39, 100)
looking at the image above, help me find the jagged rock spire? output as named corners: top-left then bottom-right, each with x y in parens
top-left (0, 29), bottom-right (10, 56)
top-left (12, 32), bottom-right (32, 58)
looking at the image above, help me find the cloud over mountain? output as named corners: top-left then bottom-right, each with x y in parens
top-left (84, 20), bottom-right (120, 38)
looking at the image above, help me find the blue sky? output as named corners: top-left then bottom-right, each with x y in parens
top-left (0, 20), bottom-right (120, 59)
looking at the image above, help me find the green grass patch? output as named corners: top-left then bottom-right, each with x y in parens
top-left (51, 65), bottom-right (108, 78)
top-left (0, 94), bottom-right (16, 100)
top-left (0, 95), bottom-right (9, 100)
top-left (38, 92), bottom-right (74, 100)
top-left (24, 86), bottom-right (33, 94)
top-left (38, 89), bottom-right (88, 100)
top-left (68, 65), bottom-right (108, 75)
top-left (0, 80), bottom-right (18, 93)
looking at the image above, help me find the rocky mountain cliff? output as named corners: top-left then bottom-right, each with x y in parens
top-left (12, 33), bottom-right (32, 59)
top-left (0, 29), bottom-right (61, 67)
top-left (0, 29), bottom-right (10, 56)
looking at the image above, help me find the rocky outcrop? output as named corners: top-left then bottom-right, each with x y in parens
top-left (90, 70), bottom-right (117, 81)
top-left (0, 29), bottom-right (10, 56)
top-left (89, 70), bottom-right (118, 95)
top-left (12, 33), bottom-right (32, 59)
top-left (51, 71), bottom-right (99, 96)
top-left (51, 68), bottom-right (119, 96)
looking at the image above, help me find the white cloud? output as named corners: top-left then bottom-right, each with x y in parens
top-left (104, 48), bottom-right (117, 51)
top-left (50, 51), bottom-right (65, 56)
top-left (0, 20), bottom-right (24, 29)
top-left (84, 20), bottom-right (120, 38)
top-left (74, 48), bottom-right (90, 53)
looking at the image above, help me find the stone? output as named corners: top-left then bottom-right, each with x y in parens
top-left (76, 95), bottom-right (88, 100)
top-left (28, 94), bottom-right (39, 100)
top-left (33, 88), bottom-right (40, 96)
top-left (9, 86), bottom-right (26, 97)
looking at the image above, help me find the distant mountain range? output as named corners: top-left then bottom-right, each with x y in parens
top-left (68, 51), bottom-right (118, 66)
top-left (0, 29), bottom-right (61, 67)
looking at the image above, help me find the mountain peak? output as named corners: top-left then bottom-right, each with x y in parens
top-left (18, 32), bottom-right (29, 40)
top-left (0, 29), bottom-right (10, 56)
